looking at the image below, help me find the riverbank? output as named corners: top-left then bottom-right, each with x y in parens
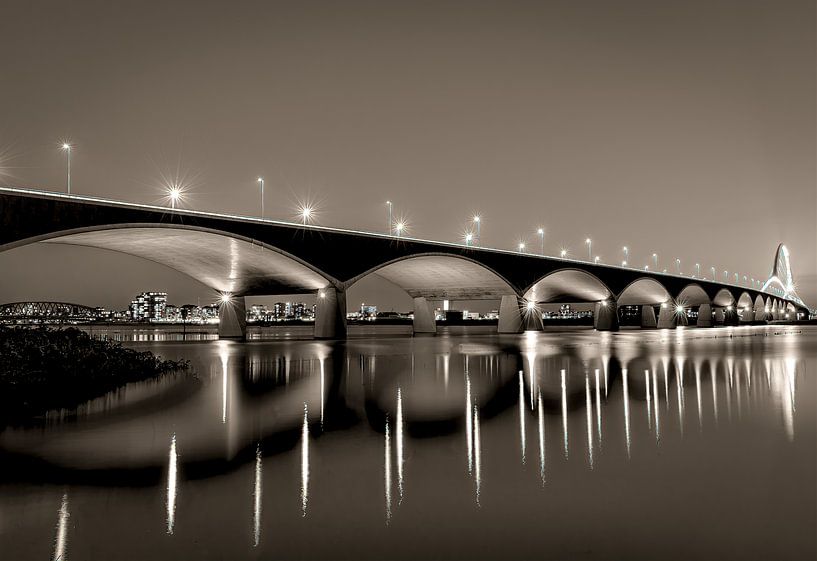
top-left (0, 326), bottom-right (189, 424)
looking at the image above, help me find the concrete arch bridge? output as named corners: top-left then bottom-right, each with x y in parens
top-left (0, 187), bottom-right (808, 339)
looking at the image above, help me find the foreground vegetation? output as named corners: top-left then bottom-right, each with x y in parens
top-left (0, 327), bottom-right (188, 423)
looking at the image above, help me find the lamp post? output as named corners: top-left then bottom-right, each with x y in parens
top-left (386, 201), bottom-right (393, 235)
top-left (465, 233), bottom-right (473, 247)
top-left (622, 246), bottom-right (628, 267)
top-left (395, 221), bottom-right (404, 238)
top-left (653, 253), bottom-right (658, 269)
top-left (537, 228), bottom-right (545, 255)
top-left (594, 256), bottom-right (600, 264)
top-left (696, 263), bottom-right (700, 278)
top-left (257, 178), bottom-right (264, 218)
top-left (676, 258), bottom-right (681, 275)
top-left (711, 266), bottom-right (716, 280)
top-left (169, 187), bottom-right (180, 209)
top-left (301, 206), bottom-right (312, 225)
top-left (560, 249), bottom-right (567, 258)
top-left (61, 143), bottom-right (72, 194)
top-left (473, 216), bottom-right (481, 245)
top-left (586, 238), bottom-right (592, 261)
top-left (519, 242), bottom-right (525, 253)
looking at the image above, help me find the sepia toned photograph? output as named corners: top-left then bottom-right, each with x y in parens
top-left (0, 1), bottom-right (815, 560)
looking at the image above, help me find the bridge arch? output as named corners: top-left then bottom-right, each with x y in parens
top-left (522, 268), bottom-right (613, 303)
top-left (344, 253), bottom-right (518, 300)
top-left (616, 277), bottom-right (672, 305)
top-left (3, 223), bottom-right (338, 296)
top-left (712, 288), bottom-right (736, 308)
top-left (676, 283), bottom-right (711, 307)
top-left (737, 292), bottom-right (754, 312)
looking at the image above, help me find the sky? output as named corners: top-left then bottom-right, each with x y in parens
top-left (0, 0), bottom-right (814, 311)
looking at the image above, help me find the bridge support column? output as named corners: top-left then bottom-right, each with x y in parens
top-left (657, 303), bottom-right (677, 329)
top-left (754, 306), bottom-right (767, 322)
top-left (497, 295), bottom-right (524, 334)
top-left (740, 306), bottom-right (754, 324)
top-left (640, 305), bottom-right (657, 328)
top-left (697, 304), bottom-right (713, 327)
top-left (593, 300), bottom-right (619, 331)
top-left (219, 296), bottom-right (247, 339)
top-left (412, 297), bottom-right (437, 334)
top-left (315, 287), bottom-right (347, 339)
top-left (714, 307), bottom-right (725, 325)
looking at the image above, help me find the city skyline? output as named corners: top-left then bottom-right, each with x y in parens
top-left (0, 0), bottom-right (814, 310)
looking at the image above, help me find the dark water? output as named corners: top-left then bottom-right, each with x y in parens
top-left (1, 325), bottom-right (814, 561)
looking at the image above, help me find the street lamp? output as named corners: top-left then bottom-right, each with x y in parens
top-left (519, 242), bottom-right (525, 253)
top-left (622, 246), bottom-right (628, 266)
top-left (473, 215), bottom-right (481, 245)
top-left (696, 263), bottom-right (700, 278)
top-left (594, 256), bottom-right (600, 264)
top-left (465, 232), bottom-right (473, 246)
top-left (537, 228), bottom-right (545, 255)
top-left (586, 238), bottom-right (592, 261)
top-left (711, 266), bottom-right (716, 280)
top-left (61, 142), bottom-right (72, 194)
top-left (560, 248), bottom-right (567, 258)
top-left (386, 201), bottom-right (393, 235)
top-left (676, 258), bottom-right (681, 275)
top-left (395, 221), bottom-right (405, 237)
top-left (169, 186), bottom-right (181, 209)
top-left (652, 253), bottom-right (658, 269)
top-left (257, 178), bottom-right (264, 218)
top-left (301, 206), bottom-right (313, 225)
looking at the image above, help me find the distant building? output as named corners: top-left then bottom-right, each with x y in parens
top-left (360, 303), bottom-right (377, 320)
top-left (129, 292), bottom-right (167, 321)
top-left (165, 304), bottom-right (181, 322)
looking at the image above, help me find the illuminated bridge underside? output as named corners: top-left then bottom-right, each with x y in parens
top-left (524, 270), bottom-right (612, 303)
top-left (371, 256), bottom-right (514, 299)
top-left (46, 228), bottom-right (329, 296)
top-left (618, 278), bottom-right (672, 305)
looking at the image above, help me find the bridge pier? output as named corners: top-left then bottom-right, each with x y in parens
top-left (497, 295), bottom-right (524, 334)
top-left (657, 303), bottom-right (677, 329)
top-left (754, 305), bottom-right (767, 322)
top-left (714, 307), bottom-right (725, 325)
top-left (697, 303), bottom-right (713, 327)
top-left (593, 300), bottom-right (619, 331)
top-left (412, 297), bottom-right (437, 334)
top-left (640, 305), bottom-right (657, 328)
top-left (315, 287), bottom-right (347, 339)
top-left (740, 306), bottom-right (754, 324)
top-left (218, 296), bottom-right (247, 339)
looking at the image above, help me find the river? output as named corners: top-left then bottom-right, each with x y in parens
top-left (1, 325), bottom-right (814, 560)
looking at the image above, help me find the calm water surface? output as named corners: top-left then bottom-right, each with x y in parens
top-left (1, 325), bottom-right (815, 560)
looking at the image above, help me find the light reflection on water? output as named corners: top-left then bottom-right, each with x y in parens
top-left (1, 325), bottom-right (815, 561)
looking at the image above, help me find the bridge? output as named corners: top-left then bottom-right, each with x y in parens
top-left (0, 186), bottom-right (808, 339)
top-left (0, 301), bottom-right (97, 322)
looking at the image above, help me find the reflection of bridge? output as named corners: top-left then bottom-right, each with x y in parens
top-left (0, 187), bottom-right (808, 339)
top-left (0, 301), bottom-right (97, 322)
